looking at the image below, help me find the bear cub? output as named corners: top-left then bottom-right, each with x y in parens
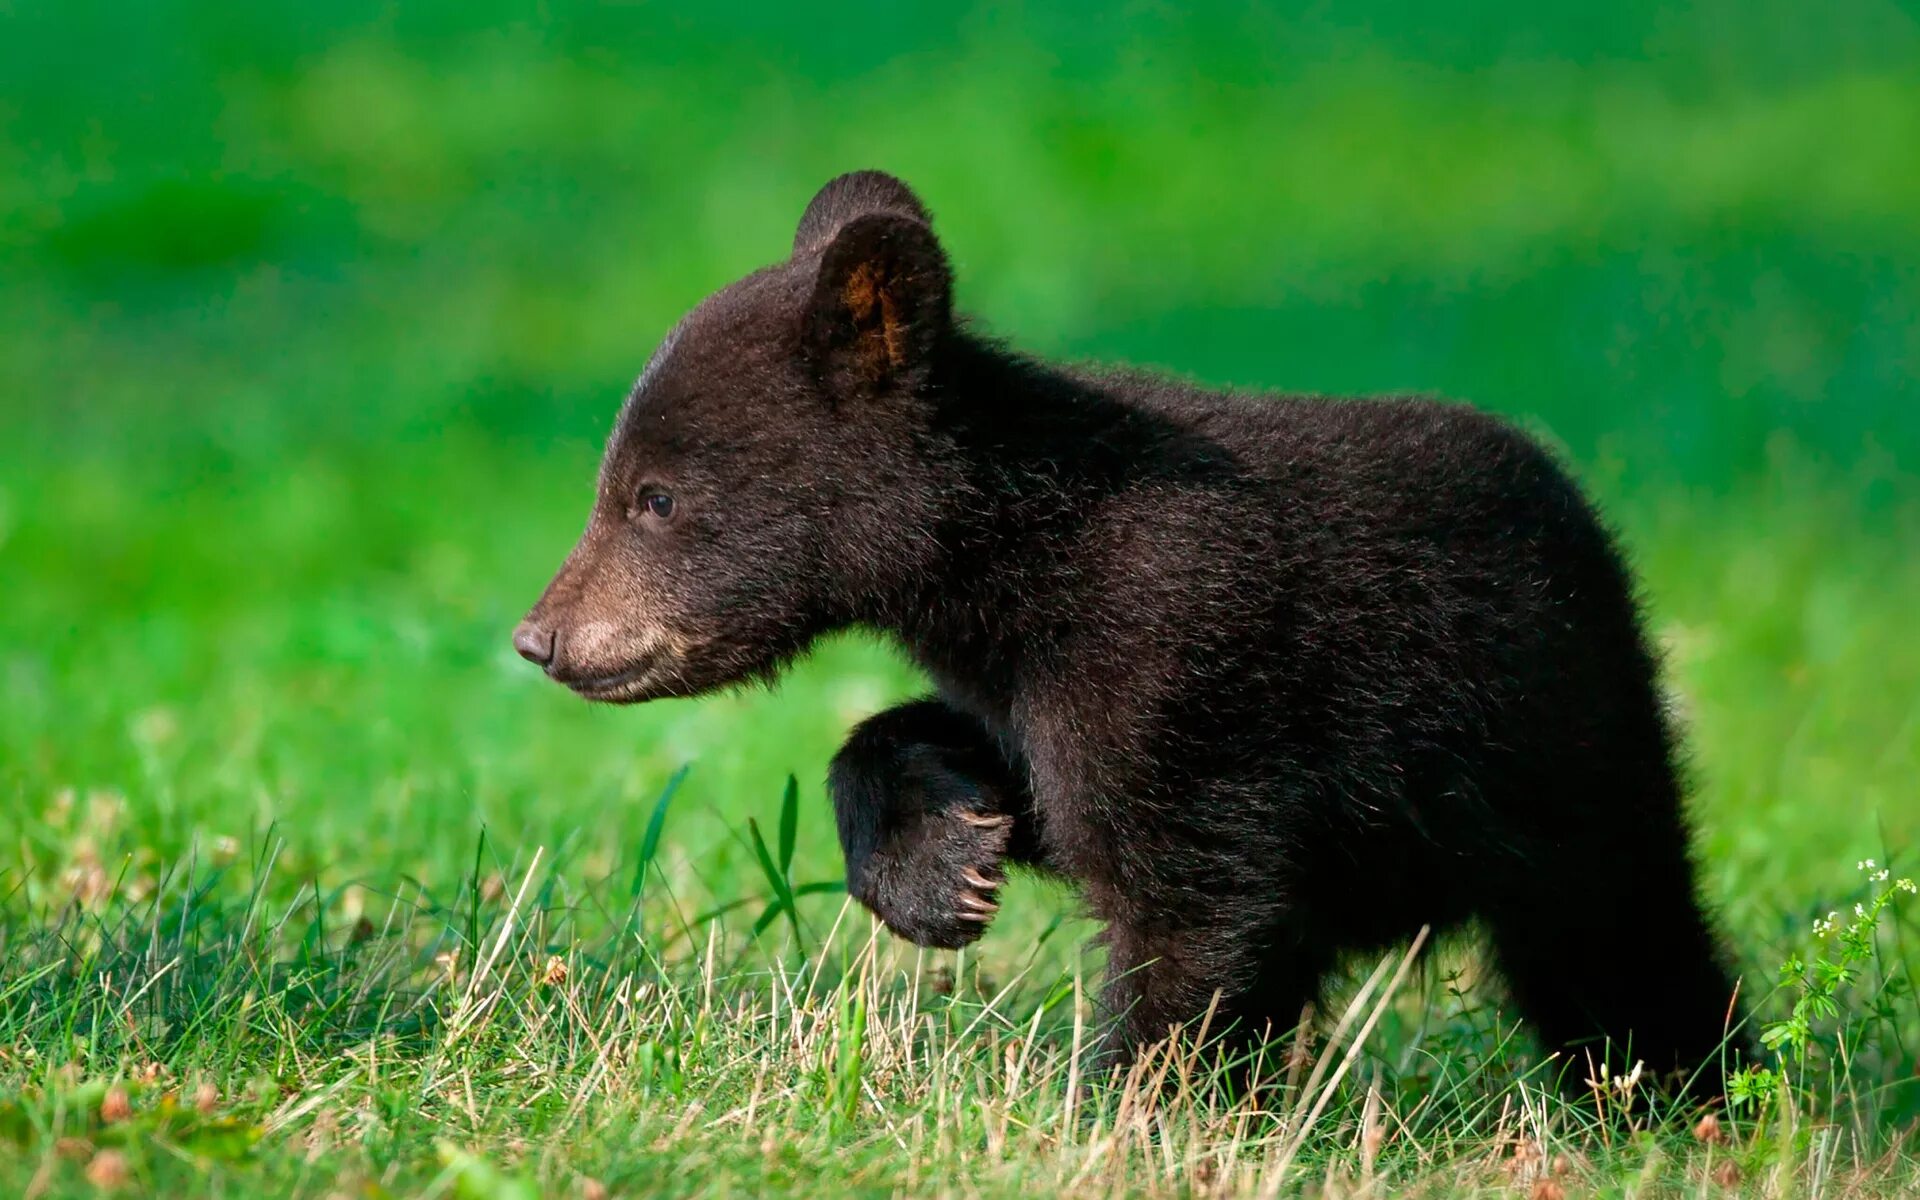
top-left (514, 170), bottom-right (1741, 1092)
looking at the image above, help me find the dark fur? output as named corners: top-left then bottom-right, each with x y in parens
top-left (515, 170), bottom-right (1741, 1093)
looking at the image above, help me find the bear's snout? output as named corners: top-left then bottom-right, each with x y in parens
top-left (511, 591), bottom-right (683, 702)
top-left (511, 619), bottom-right (556, 667)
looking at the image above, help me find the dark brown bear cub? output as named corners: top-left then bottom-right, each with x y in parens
top-left (514, 170), bottom-right (1740, 1093)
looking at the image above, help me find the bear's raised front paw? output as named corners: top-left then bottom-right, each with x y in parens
top-left (850, 806), bottom-right (1013, 950)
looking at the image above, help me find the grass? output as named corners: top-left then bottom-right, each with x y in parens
top-left (3, 809), bottom-right (1918, 1196)
top-left (5, 0), bottom-right (1920, 1194)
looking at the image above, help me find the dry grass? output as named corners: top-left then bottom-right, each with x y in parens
top-left (4, 826), bottom-right (1917, 1199)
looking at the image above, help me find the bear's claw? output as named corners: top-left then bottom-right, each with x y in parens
top-left (847, 800), bottom-right (1013, 950)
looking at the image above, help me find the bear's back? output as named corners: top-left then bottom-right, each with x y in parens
top-left (1067, 366), bottom-right (1597, 567)
top-left (1040, 372), bottom-right (1636, 733)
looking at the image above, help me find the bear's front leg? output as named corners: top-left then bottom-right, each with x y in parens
top-left (827, 698), bottom-right (1043, 949)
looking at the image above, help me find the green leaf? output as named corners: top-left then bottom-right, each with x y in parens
top-left (629, 764), bottom-right (690, 899)
top-left (1033, 911), bottom-right (1067, 946)
top-left (748, 817), bottom-right (803, 947)
top-left (752, 880), bottom-right (845, 934)
top-left (778, 774), bottom-right (799, 878)
top-left (752, 899), bottom-right (783, 937)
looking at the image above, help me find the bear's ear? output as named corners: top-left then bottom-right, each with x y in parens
top-left (801, 211), bottom-right (951, 396)
top-left (793, 170), bottom-right (933, 255)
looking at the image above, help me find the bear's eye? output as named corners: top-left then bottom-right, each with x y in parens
top-left (640, 491), bottom-right (675, 521)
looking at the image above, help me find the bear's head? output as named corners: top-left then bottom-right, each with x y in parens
top-left (512, 171), bottom-right (959, 702)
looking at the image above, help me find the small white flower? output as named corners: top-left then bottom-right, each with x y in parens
top-left (1875, 868), bottom-right (1891, 882)
top-left (1855, 903), bottom-right (1867, 917)
top-left (1861, 859), bottom-right (1877, 871)
top-left (1900, 879), bottom-right (1917, 894)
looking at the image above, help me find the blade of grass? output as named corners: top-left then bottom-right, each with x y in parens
top-left (777, 774), bottom-right (799, 879)
top-left (629, 764), bottom-right (691, 901)
top-left (747, 818), bottom-right (803, 950)
top-left (752, 881), bottom-right (846, 936)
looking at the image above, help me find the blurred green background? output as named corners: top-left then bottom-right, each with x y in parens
top-left (3, 1), bottom-right (1918, 958)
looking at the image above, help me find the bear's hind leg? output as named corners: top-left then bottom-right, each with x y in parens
top-left (1486, 830), bottom-right (1740, 1099)
top-left (828, 698), bottom-right (1044, 949)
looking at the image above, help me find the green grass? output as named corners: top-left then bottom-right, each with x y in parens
top-left (5, 0), bottom-right (1920, 1194)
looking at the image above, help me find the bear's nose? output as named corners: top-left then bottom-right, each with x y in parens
top-left (512, 620), bottom-right (556, 667)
